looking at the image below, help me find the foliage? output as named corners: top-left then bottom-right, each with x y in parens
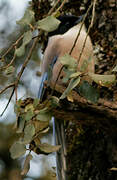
top-left (79, 81), bottom-right (99, 103)
top-left (10, 97), bottom-right (60, 174)
top-left (15, 31), bottom-right (32, 57)
top-left (16, 9), bottom-right (35, 27)
top-left (60, 77), bottom-right (81, 100)
top-left (10, 141), bottom-right (26, 159)
top-left (0, 0), bottom-right (116, 177)
top-left (37, 16), bottom-right (61, 32)
top-left (4, 66), bottom-right (15, 75)
top-left (112, 65), bottom-right (117, 72)
top-left (88, 73), bottom-right (116, 87)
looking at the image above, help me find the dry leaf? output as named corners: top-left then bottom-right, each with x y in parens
top-left (21, 154), bottom-right (33, 176)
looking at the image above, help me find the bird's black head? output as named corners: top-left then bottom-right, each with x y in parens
top-left (48, 14), bottom-right (84, 37)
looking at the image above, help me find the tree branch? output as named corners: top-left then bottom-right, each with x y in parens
top-left (15, 36), bottom-right (40, 88)
top-left (48, 0), bottom-right (61, 15)
top-left (50, 82), bottom-right (117, 120)
top-left (0, 34), bottom-right (23, 58)
top-left (0, 86), bottom-right (15, 116)
top-left (0, 35), bottom-right (40, 116)
top-left (0, 35), bottom-right (24, 70)
top-left (0, 83), bottom-right (14, 95)
top-left (54, 0), bottom-right (67, 14)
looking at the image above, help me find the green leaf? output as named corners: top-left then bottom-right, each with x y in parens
top-left (112, 65), bottom-right (117, 72)
top-left (16, 9), bottom-right (34, 26)
top-left (80, 56), bottom-right (92, 72)
top-left (23, 31), bottom-right (32, 46)
top-left (4, 66), bottom-right (15, 75)
top-left (17, 116), bottom-right (25, 133)
top-left (39, 143), bottom-right (61, 153)
top-left (25, 103), bottom-right (34, 112)
top-left (25, 110), bottom-right (34, 121)
top-left (14, 100), bottom-right (23, 115)
top-left (15, 46), bottom-right (25, 57)
top-left (10, 142), bottom-right (26, 159)
top-left (50, 96), bottom-right (59, 108)
top-left (23, 124), bottom-right (35, 144)
top-left (70, 71), bottom-right (82, 78)
top-left (60, 77), bottom-right (80, 99)
top-left (36, 108), bottom-right (52, 122)
top-left (88, 73), bottom-right (116, 87)
top-left (62, 69), bottom-right (74, 83)
top-left (79, 81), bottom-right (99, 103)
top-left (33, 120), bottom-right (49, 132)
top-left (21, 154), bottom-right (33, 176)
top-left (33, 98), bottom-right (39, 108)
top-left (31, 44), bottom-right (40, 62)
top-left (15, 30), bottom-right (32, 57)
top-left (37, 16), bottom-right (60, 32)
top-left (60, 54), bottom-right (77, 70)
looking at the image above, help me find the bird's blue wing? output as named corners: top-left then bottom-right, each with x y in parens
top-left (38, 72), bottom-right (48, 101)
top-left (38, 56), bottom-right (58, 101)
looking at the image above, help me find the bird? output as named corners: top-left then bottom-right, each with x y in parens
top-left (38, 14), bottom-right (95, 180)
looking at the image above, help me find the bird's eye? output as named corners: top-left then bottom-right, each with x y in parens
top-left (65, 22), bottom-right (70, 26)
top-left (59, 22), bottom-right (71, 34)
top-left (60, 75), bottom-right (63, 79)
top-left (60, 25), bottom-right (68, 34)
top-left (65, 22), bottom-right (70, 29)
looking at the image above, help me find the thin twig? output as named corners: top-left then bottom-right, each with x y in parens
top-left (1, 34), bottom-right (23, 58)
top-left (0, 52), bottom-right (16, 70)
top-left (69, 2), bottom-right (93, 55)
top-left (15, 85), bottom-right (18, 103)
top-left (77, 0), bottom-right (96, 63)
top-left (0, 35), bottom-right (23, 71)
top-left (48, 0), bottom-right (61, 15)
top-left (1, 45), bottom-right (14, 58)
top-left (54, 0), bottom-right (67, 14)
top-left (15, 35), bottom-right (40, 88)
top-left (0, 86), bottom-right (15, 116)
top-left (1, 34), bottom-right (40, 116)
top-left (0, 83), bottom-right (14, 95)
top-left (91, 0), bottom-right (97, 27)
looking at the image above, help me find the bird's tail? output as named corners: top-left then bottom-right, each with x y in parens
top-left (53, 118), bottom-right (67, 180)
top-left (38, 73), bottom-right (67, 180)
